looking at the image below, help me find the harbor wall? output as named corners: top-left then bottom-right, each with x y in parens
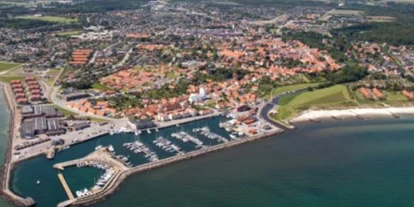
top-left (70, 129), bottom-right (283, 207)
top-left (0, 83), bottom-right (35, 207)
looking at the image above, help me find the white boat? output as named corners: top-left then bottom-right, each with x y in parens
top-left (230, 134), bottom-right (237, 139)
top-left (147, 129), bottom-right (151, 134)
top-left (95, 145), bottom-right (103, 150)
top-left (36, 180), bottom-right (40, 184)
top-left (107, 145), bottom-right (114, 152)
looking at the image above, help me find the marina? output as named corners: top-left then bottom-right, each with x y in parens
top-left (171, 132), bottom-right (205, 149)
top-left (153, 137), bottom-right (182, 154)
top-left (193, 127), bottom-right (230, 143)
top-left (9, 115), bottom-right (282, 207)
top-left (123, 141), bottom-right (159, 162)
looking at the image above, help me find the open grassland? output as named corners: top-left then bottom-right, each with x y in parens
top-left (0, 61), bottom-right (21, 72)
top-left (378, 0), bottom-right (414, 3)
top-left (367, 16), bottom-right (396, 22)
top-left (0, 76), bottom-right (24, 83)
top-left (273, 85), bottom-right (355, 121)
top-left (354, 90), bottom-right (410, 106)
top-left (92, 82), bottom-right (111, 91)
top-left (43, 68), bottom-right (62, 86)
top-left (55, 105), bottom-right (78, 117)
top-left (266, 83), bottom-right (320, 100)
top-left (330, 9), bottom-right (364, 16)
top-left (15, 15), bottom-right (77, 24)
top-left (56, 30), bottom-right (82, 37)
top-left (288, 85), bottom-right (352, 107)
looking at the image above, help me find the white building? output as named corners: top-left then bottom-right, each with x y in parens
top-left (188, 87), bottom-right (207, 103)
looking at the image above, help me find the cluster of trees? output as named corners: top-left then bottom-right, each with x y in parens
top-left (230, 0), bottom-right (335, 7)
top-left (193, 68), bottom-right (249, 84)
top-left (278, 57), bottom-right (303, 69)
top-left (326, 64), bottom-right (368, 84)
top-left (282, 31), bottom-right (350, 63)
top-left (312, 64), bottom-right (368, 88)
top-left (145, 79), bottom-right (190, 100)
top-left (0, 18), bottom-right (56, 29)
top-left (332, 3), bottom-right (414, 46)
top-left (43, 0), bottom-right (148, 13)
top-left (62, 79), bottom-right (93, 89)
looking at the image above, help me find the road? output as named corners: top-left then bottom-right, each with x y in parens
top-left (12, 121), bottom-right (128, 162)
top-left (259, 89), bottom-right (306, 129)
top-left (50, 86), bottom-right (121, 122)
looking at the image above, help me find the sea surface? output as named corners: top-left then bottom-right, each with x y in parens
top-left (2, 99), bottom-right (414, 207)
top-left (0, 91), bottom-right (14, 207)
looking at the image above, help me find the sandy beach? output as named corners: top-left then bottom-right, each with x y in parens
top-left (290, 107), bottom-right (414, 122)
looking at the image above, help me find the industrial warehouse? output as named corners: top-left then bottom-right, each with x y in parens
top-left (19, 105), bottom-right (66, 139)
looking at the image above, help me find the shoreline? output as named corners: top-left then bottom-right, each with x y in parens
top-left (290, 106), bottom-right (414, 122)
top-left (0, 83), bottom-right (35, 207)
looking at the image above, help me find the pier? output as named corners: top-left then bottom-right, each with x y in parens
top-left (57, 173), bottom-right (75, 200)
top-left (53, 148), bottom-right (130, 171)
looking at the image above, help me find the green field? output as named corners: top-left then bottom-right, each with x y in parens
top-left (55, 105), bottom-right (78, 117)
top-left (44, 68), bottom-right (62, 86)
top-left (354, 89), bottom-right (410, 106)
top-left (0, 61), bottom-right (21, 72)
top-left (273, 85), bottom-right (355, 121)
top-left (56, 30), bottom-right (82, 37)
top-left (15, 15), bottom-right (77, 24)
top-left (267, 83), bottom-right (320, 100)
top-left (0, 76), bottom-right (24, 83)
top-left (166, 71), bottom-right (178, 79)
top-left (1, 1), bottom-right (31, 6)
top-left (92, 82), bottom-right (111, 91)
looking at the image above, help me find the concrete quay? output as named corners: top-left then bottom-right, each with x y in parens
top-left (54, 149), bottom-right (129, 171)
top-left (60, 129), bottom-right (283, 207)
top-left (58, 173), bottom-right (75, 200)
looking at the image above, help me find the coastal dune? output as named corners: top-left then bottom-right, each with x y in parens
top-left (291, 107), bottom-right (414, 122)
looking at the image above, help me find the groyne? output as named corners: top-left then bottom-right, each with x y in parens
top-left (64, 129), bottom-right (283, 207)
top-left (0, 83), bottom-right (35, 206)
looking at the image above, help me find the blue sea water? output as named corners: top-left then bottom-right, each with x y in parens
top-left (5, 107), bottom-right (414, 207)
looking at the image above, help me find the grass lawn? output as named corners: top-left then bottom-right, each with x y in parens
top-left (288, 85), bottom-right (352, 108)
top-left (44, 68), bottom-right (62, 86)
top-left (15, 15), bottom-right (77, 24)
top-left (353, 90), bottom-right (410, 106)
top-left (166, 71), bottom-right (178, 79)
top-left (92, 82), bottom-right (110, 91)
top-left (0, 76), bottom-right (24, 83)
top-left (0, 61), bottom-right (21, 72)
top-left (56, 30), bottom-right (82, 37)
top-left (385, 91), bottom-right (408, 102)
top-left (205, 99), bottom-right (216, 108)
top-left (88, 117), bottom-right (107, 123)
top-left (1, 1), bottom-right (30, 6)
top-left (274, 85), bottom-right (355, 121)
top-left (55, 105), bottom-right (79, 117)
top-left (267, 82), bottom-right (320, 100)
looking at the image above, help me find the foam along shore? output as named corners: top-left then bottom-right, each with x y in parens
top-left (290, 107), bottom-right (414, 122)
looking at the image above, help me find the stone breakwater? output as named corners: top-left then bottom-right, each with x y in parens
top-left (0, 84), bottom-right (35, 207)
top-left (66, 130), bottom-right (283, 207)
